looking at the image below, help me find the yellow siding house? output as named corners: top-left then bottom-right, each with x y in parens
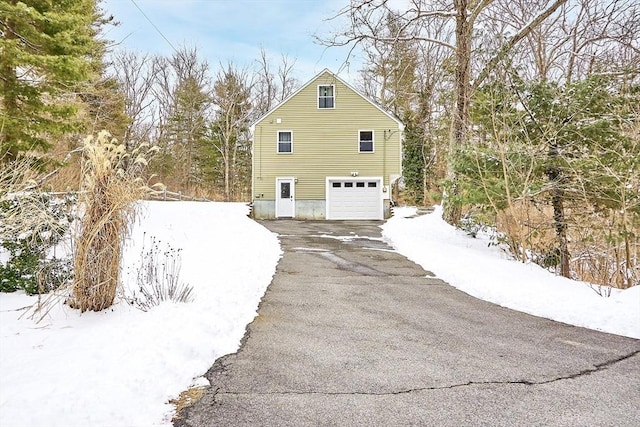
top-left (250, 69), bottom-right (403, 220)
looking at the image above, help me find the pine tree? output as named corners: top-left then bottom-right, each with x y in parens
top-left (163, 76), bottom-right (211, 191)
top-left (150, 47), bottom-right (212, 194)
top-left (0, 0), bottom-right (108, 160)
top-left (455, 74), bottom-right (639, 283)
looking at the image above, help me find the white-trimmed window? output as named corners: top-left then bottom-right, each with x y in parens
top-left (318, 85), bottom-right (335, 109)
top-left (359, 130), bottom-right (374, 153)
top-left (277, 131), bottom-right (293, 153)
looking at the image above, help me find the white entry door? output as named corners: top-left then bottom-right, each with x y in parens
top-left (276, 178), bottom-right (295, 218)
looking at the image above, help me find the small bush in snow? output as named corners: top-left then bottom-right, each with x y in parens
top-left (132, 236), bottom-right (194, 311)
top-left (0, 193), bottom-right (75, 294)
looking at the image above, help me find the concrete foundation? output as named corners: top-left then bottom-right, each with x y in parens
top-left (383, 200), bottom-right (391, 218)
top-left (294, 200), bottom-right (326, 220)
top-left (251, 200), bottom-right (276, 219)
top-left (252, 199), bottom-right (392, 220)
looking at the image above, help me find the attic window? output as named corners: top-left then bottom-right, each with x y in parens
top-left (318, 85), bottom-right (334, 109)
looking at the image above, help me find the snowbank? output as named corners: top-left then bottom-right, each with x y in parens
top-left (2, 201), bottom-right (637, 427)
top-left (382, 206), bottom-right (640, 339)
top-left (0, 201), bottom-right (281, 426)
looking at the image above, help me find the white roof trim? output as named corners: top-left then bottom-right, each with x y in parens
top-left (251, 68), bottom-right (404, 131)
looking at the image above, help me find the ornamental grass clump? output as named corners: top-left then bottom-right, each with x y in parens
top-left (70, 131), bottom-right (154, 312)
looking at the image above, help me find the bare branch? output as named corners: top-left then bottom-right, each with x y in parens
top-left (474, 0), bottom-right (569, 89)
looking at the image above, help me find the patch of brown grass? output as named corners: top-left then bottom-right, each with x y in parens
top-left (494, 199), bottom-right (638, 288)
top-left (170, 386), bottom-right (207, 422)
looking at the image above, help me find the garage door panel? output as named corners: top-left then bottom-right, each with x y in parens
top-left (327, 178), bottom-right (382, 220)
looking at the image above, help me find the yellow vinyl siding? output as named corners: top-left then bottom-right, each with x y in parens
top-left (253, 71), bottom-right (401, 200)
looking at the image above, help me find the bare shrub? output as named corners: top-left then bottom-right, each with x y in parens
top-left (131, 235), bottom-right (194, 312)
top-left (0, 159), bottom-right (75, 294)
top-left (0, 159), bottom-right (50, 239)
top-left (69, 131), bottom-right (154, 312)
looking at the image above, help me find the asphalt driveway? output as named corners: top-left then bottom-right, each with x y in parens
top-left (176, 220), bottom-right (640, 426)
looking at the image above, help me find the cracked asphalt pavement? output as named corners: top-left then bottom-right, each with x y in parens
top-left (176, 220), bottom-right (640, 426)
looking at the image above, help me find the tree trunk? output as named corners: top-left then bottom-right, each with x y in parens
top-left (1, 6), bottom-right (18, 161)
top-left (548, 140), bottom-right (570, 278)
top-left (222, 134), bottom-right (232, 202)
top-left (231, 136), bottom-right (239, 202)
top-left (551, 186), bottom-right (570, 277)
top-left (0, 62), bottom-right (18, 161)
top-left (444, 0), bottom-right (472, 224)
top-left (621, 197), bottom-right (632, 289)
top-left (624, 232), bottom-right (632, 289)
top-left (452, 1), bottom-right (472, 151)
top-left (224, 152), bottom-right (230, 202)
top-left (422, 159), bottom-right (429, 205)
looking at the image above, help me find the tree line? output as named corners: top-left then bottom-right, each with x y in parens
top-left (108, 47), bottom-right (298, 201)
top-left (320, 0), bottom-right (639, 288)
top-left (1, 1), bottom-right (299, 303)
top-left (1, 0), bottom-right (298, 202)
top-left (2, 0), bottom-right (638, 289)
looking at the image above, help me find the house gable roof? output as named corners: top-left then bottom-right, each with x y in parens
top-left (251, 68), bottom-right (404, 132)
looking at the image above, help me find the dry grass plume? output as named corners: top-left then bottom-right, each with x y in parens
top-left (69, 131), bottom-right (155, 312)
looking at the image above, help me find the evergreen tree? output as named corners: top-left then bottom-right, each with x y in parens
top-left (402, 122), bottom-right (427, 204)
top-left (78, 74), bottom-right (130, 142)
top-left (163, 76), bottom-right (211, 190)
top-left (0, 0), bottom-right (108, 160)
top-left (455, 74), bottom-right (639, 283)
top-left (151, 47), bottom-right (212, 193)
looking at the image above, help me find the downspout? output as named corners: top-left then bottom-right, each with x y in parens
top-left (259, 125), bottom-right (263, 179)
top-left (251, 128), bottom-right (255, 202)
top-left (383, 129), bottom-right (387, 191)
top-left (251, 125), bottom-right (263, 206)
top-left (397, 123), bottom-right (405, 204)
top-left (383, 129), bottom-right (393, 204)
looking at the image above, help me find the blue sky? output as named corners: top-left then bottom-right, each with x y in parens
top-left (100, 0), bottom-right (362, 81)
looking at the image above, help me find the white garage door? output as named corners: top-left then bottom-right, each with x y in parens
top-left (327, 178), bottom-right (383, 220)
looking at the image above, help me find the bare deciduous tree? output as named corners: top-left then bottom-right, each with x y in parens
top-left (110, 50), bottom-right (158, 149)
top-left (317, 0), bottom-right (568, 223)
top-left (489, 0), bottom-right (640, 83)
top-left (253, 48), bottom-right (299, 118)
top-left (209, 63), bottom-right (253, 201)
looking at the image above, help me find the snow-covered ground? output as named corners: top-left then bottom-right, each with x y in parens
top-left (382, 206), bottom-right (640, 340)
top-left (1, 202), bottom-right (638, 427)
top-left (0, 202), bottom-right (281, 427)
